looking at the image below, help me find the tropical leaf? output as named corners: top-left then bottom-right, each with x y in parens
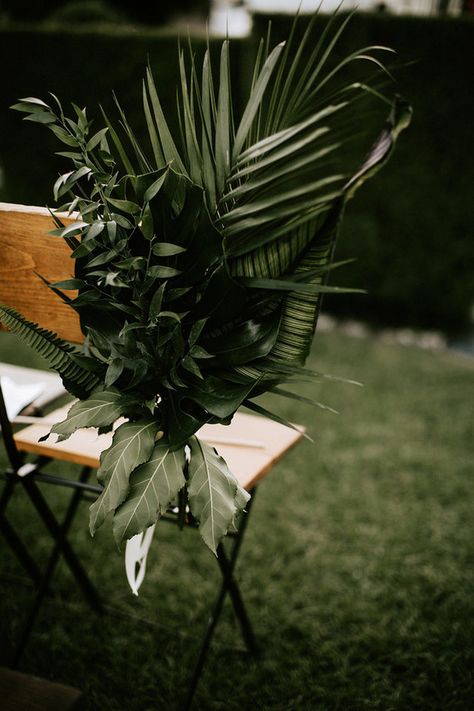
top-left (113, 439), bottom-right (186, 543)
top-left (49, 388), bottom-right (136, 442)
top-left (186, 376), bottom-right (258, 418)
top-left (89, 419), bottom-right (159, 535)
top-left (187, 436), bottom-right (250, 554)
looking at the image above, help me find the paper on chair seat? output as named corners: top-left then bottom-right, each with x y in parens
top-left (0, 362), bottom-right (66, 411)
top-left (0, 375), bottom-right (44, 420)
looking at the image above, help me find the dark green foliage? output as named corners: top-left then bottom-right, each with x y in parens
top-left (2, 14), bottom-right (408, 555)
top-left (253, 12), bottom-right (474, 332)
top-left (1, 14), bottom-right (471, 329)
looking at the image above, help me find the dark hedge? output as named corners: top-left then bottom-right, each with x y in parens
top-left (1, 14), bottom-right (473, 331)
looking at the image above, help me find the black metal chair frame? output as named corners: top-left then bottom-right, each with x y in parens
top-left (0, 380), bottom-right (258, 709)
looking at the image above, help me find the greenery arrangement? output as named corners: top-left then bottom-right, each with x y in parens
top-left (2, 13), bottom-right (410, 555)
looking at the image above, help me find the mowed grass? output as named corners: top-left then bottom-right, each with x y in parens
top-left (0, 330), bottom-right (473, 710)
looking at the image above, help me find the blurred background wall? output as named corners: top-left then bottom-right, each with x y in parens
top-left (0, 0), bottom-right (472, 335)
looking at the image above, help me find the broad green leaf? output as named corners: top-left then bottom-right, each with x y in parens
top-left (187, 376), bottom-right (257, 418)
top-left (50, 389), bottom-right (133, 442)
top-left (188, 436), bottom-right (250, 554)
top-left (205, 311), bottom-right (280, 365)
top-left (89, 419), bottom-right (159, 535)
top-left (113, 440), bottom-right (186, 543)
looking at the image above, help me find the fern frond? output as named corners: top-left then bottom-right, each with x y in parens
top-left (0, 303), bottom-right (102, 398)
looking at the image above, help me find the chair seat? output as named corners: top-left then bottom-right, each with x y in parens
top-left (13, 406), bottom-right (303, 492)
top-left (0, 667), bottom-right (81, 711)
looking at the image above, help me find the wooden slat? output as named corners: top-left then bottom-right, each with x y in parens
top-left (14, 408), bottom-right (304, 492)
top-left (0, 202), bottom-right (83, 343)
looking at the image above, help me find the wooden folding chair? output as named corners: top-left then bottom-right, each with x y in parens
top-left (0, 202), bottom-right (303, 708)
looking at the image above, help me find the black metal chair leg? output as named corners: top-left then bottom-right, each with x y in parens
top-left (216, 544), bottom-right (257, 656)
top-left (12, 467), bottom-right (100, 667)
top-left (182, 488), bottom-right (258, 710)
top-left (0, 475), bottom-right (42, 584)
top-left (0, 516), bottom-right (42, 585)
top-left (21, 474), bottom-right (103, 614)
top-left (0, 473), bottom-right (16, 513)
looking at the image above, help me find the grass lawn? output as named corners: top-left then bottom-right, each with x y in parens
top-left (0, 329), bottom-right (473, 710)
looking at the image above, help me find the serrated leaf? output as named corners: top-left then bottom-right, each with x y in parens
top-left (50, 389), bottom-right (134, 442)
top-left (89, 419), bottom-right (159, 535)
top-left (113, 440), bottom-right (186, 543)
top-left (188, 436), bottom-right (249, 554)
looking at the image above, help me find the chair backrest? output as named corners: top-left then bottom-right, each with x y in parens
top-left (0, 202), bottom-right (83, 343)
